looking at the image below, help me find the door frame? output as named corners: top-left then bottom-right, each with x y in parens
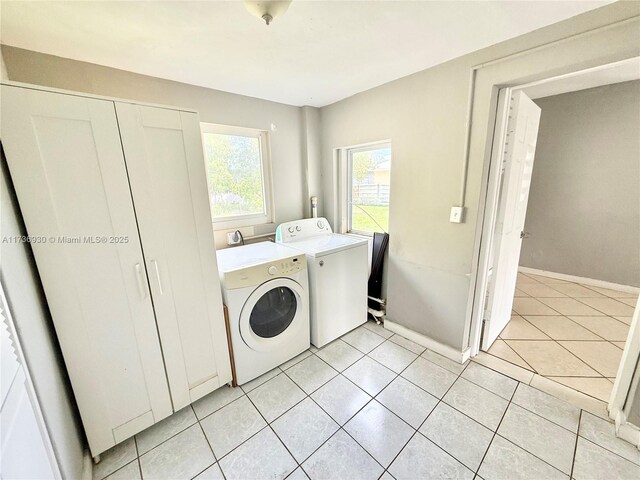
top-left (467, 57), bottom-right (640, 357)
top-left (609, 297), bottom-right (640, 447)
top-left (0, 281), bottom-right (62, 479)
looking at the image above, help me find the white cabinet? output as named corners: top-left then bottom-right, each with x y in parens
top-left (116, 103), bottom-right (231, 409)
top-left (0, 84), bottom-right (231, 457)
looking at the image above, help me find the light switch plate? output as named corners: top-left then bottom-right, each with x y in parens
top-left (450, 206), bottom-right (464, 223)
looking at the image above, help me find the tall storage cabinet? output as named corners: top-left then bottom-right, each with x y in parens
top-left (115, 103), bottom-right (231, 410)
top-left (0, 84), bottom-right (232, 457)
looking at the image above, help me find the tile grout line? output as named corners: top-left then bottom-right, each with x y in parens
top-left (114, 317), bottom-right (616, 480)
top-left (470, 369), bottom-right (581, 435)
top-left (517, 310), bottom-right (614, 344)
top-left (467, 375), bottom-right (584, 477)
top-left (381, 358), bottom-right (474, 477)
top-left (576, 414), bottom-right (640, 466)
top-left (473, 384), bottom-right (517, 477)
top-left (121, 322), bottom-right (549, 479)
top-left (494, 387), bottom-right (633, 474)
top-left (301, 337), bottom-right (420, 472)
top-left (99, 313), bottom-right (633, 480)
top-left (479, 391), bottom-right (582, 478)
top-left (193, 413), bottom-right (224, 480)
top-left (569, 409), bottom-right (583, 478)
top-left (133, 435), bottom-right (143, 480)
top-left (240, 388), bottom-right (306, 475)
top-left (488, 338), bottom-right (538, 373)
top-left (286, 334), bottom-right (436, 475)
top-left (501, 333), bottom-right (539, 371)
top-left (507, 298), bottom-right (620, 380)
top-left (276, 344), bottom-right (401, 473)
top-left (492, 432), bottom-right (574, 477)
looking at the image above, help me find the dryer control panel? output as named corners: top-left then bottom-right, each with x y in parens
top-left (276, 217), bottom-right (332, 243)
top-left (223, 254), bottom-right (307, 290)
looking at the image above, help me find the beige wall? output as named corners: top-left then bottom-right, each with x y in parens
top-left (301, 105), bottom-right (323, 218)
top-left (2, 3), bottom-right (639, 356)
top-left (521, 81), bottom-right (640, 287)
top-left (1, 45), bottom-right (311, 248)
top-left (319, 2), bottom-right (640, 350)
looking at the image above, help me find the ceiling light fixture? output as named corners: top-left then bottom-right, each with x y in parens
top-left (244, 1), bottom-right (291, 26)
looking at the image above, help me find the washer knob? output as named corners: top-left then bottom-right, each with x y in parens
top-left (317, 220), bottom-right (324, 229)
top-left (288, 226), bottom-right (294, 233)
top-left (295, 225), bottom-right (301, 231)
top-left (268, 266), bottom-right (278, 275)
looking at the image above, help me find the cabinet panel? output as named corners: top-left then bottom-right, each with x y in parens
top-left (0, 86), bottom-right (173, 455)
top-left (115, 103), bottom-right (231, 408)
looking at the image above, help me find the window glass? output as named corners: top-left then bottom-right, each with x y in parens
top-left (349, 145), bottom-right (391, 233)
top-left (201, 128), bottom-right (268, 221)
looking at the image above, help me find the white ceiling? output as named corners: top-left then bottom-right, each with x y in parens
top-left (0, 1), bottom-right (612, 107)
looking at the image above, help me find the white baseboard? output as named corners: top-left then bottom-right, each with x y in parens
top-left (617, 422), bottom-right (640, 449)
top-left (519, 267), bottom-right (640, 294)
top-left (82, 449), bottom-right (92, 480)
top-left (384, 319), bottom-right (470, 364)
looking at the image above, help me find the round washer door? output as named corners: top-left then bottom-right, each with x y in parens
top-left (239, 277), bottom-right (307, 352)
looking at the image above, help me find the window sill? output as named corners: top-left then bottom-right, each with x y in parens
top-left (345, 231), bottom-right (371, 238)
top-left (212, 215), bottom-right (271, 231)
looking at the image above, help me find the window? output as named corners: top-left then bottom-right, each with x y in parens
top-left (346, 143), bottom-right (392, 234)
top-left (200, 123), bottom-right (272, 228)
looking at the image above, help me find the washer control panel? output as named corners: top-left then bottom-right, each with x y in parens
top-left (223, 254), bottom-right (307, 289)
top-left (276, 217), bottom-right (333, 243)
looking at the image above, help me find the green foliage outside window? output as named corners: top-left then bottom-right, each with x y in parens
top-left (202, 133), bottom-right (266, 218)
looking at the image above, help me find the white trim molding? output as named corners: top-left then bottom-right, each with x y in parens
top-left (608, 293), bottom-right (640, 448)
top-left (518, 267), bottom-right (640, 294)
top-left (612, 409), bottom-right (640, 449)
top-left (384, 319), bottom-right (470, 364)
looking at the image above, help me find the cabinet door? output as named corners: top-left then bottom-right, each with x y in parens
top-left (115, 103), bottom-right (232, 408)
top-left (0, 86), bottom-right (173, 456)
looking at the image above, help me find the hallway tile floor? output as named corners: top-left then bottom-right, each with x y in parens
top-left (489, 271), bottom-right (637, 402)
top-left (93, 319), bottom-right (640, 480)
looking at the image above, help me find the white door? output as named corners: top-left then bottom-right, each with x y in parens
top-left (0, 86), bottom-right (173, 456)
top-left (1, 287), bottom-right (58, 480)
top-left (115, 103), bottom-right (232, 409)
top-left (482, 90), bottom-right (542, 350)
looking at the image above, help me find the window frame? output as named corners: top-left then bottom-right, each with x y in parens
top-left (341, 141), bottom-right (392, 236)
top-left (200, 122), bottom-right (274, 230)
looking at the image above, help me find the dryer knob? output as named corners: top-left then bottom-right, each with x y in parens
top-left (288, 226), bottom-right (294, 233)
top-left (268, 266), bottom-right (278, 275)
top-left (295, 225), bottom-right (301, 231)
top-left (317, 220), bottom-right (324, 229)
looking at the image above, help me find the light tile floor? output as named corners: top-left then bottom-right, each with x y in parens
top-left (489, 272), bottom-right (638, 402)
top-left (94, 320), bottom-right (640, 480)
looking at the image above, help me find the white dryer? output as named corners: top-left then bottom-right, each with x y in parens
top-left (216, 242), bottom-right (310, 385)
top-left (276, 218), bottom-right (368, 347)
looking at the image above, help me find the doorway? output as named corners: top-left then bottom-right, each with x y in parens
top-left (471, 57), bottom-right (640, 403)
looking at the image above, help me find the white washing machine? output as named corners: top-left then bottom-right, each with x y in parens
top-left (276, 218), bottom-right (368, 347)
top-left (216, 242), bottom-right (310, 385)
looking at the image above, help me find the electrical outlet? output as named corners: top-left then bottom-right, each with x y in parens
top-left (450, 206), bottom-right (464, 223)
